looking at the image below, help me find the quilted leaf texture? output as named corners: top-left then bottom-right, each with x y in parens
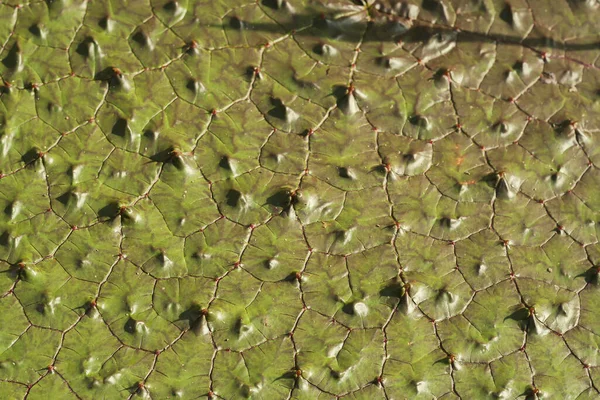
top-left (0, 0), bottom-right (599, 398)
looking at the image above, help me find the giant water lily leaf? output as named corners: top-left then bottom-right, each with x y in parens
top-left (0, 0), bottom-right (599, 398)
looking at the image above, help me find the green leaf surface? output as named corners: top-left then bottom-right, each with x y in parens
top-left (1, 0), bottom-right (599, 398)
